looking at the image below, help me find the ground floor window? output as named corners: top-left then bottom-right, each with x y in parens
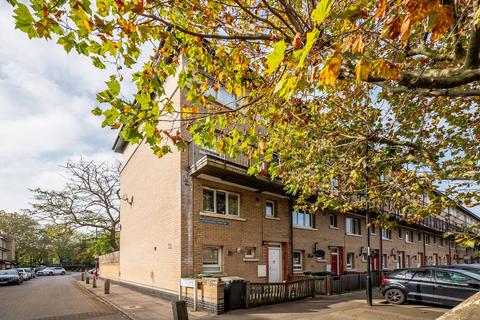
top-left (382, 254), bottom-right (388, 269)
top-left (293, 250), bottom-right (303, 273)
top-left (202, 246), bottom-right (222, 273)
top-left (346, 252), bottom-right (355, 270)
top-left (245, 247), bottom-right (255, 259)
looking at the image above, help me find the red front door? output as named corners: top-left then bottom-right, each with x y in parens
top-left (331, 249), bottom-right (339, 275)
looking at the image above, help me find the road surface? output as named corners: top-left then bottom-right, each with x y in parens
top-left (0, 273), bottom-right (126, 320)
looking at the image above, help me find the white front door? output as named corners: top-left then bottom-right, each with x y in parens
top-left (268, 247), bottom-right (281, 283)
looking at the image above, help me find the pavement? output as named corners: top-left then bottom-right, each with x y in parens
top-left (0, 273), bottom-right (126, 320)
top-left (78, 277), bottom-right (450, 320)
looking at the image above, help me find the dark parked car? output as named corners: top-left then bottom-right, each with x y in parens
top-left (380, 267), bottom-right (480, 307)
top-left (0, 269), bottom-right (22, 285)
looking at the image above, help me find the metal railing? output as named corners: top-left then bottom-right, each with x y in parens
top-left (188, 142), bottom-right (252, 169)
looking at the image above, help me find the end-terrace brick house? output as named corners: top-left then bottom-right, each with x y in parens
top-left (113, 63), bottom-right (480, 297)
top-left (0, 234), bottom-right (16, 270)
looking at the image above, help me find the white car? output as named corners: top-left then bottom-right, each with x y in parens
top-left (43, 267), bottom-right (66, 276)
top-left (16, 268), bottom-right (31, 280)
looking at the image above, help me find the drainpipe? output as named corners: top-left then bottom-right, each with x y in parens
top-left (288, 199), bottom-right (294, 280)
top-left (379, 227), bottom-right (383, 270)
top-left (423, 232), bottom-right (426, 266)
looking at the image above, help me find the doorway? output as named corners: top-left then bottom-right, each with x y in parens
top-left (268, 247), bottom-right (282, 283)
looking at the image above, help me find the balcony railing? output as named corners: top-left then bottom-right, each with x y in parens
top-left (188, 142), bottom-right (252, 169)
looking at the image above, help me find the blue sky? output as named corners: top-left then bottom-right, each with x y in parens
top-left (0, 3), bottom-right (119, 212)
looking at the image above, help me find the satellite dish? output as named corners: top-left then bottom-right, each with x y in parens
top-left (314, 250), bottom-right (325, 258)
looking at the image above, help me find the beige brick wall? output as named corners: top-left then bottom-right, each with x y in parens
top-left (119, 73), bottom-right (183, 293)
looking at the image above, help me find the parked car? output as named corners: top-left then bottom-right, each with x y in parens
top-left (20, 267), bottom-right (35, 279)
top-left (380, 267), bottom-right (480, 307)
top-left (16, 268), bottom-right (31, 281)
top-left (0, 269), bottom-right (22, 285)
top-left (43, 267), bottom-right (67, 276)
top-left (35, 266), bottom-right (48, 276)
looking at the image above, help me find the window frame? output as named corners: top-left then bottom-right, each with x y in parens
top-left (425, 234), bottom-right (431, 246)
top-left (292, 210), bottom-right (314, 228)
top-left (202, 187), bottom-right (240, 216)
top-left (329, 213), bottom-right (338, 229)
top-left (202, 246), bottom-right (222, 274)
top-left (405, 230), bottom-right (414, 243)
top-left (346, 217), bottom-right (362, 236)
top-left (293, 250), bottom-right (303, 273)
top-left (265, 200), bottom-right (276, 217)
top-left (244, 247), bottom-right (255, 259)
top-left (346, 252), bottom-right (355, 270)
top-left (382, 229), bottom-right (392, 240)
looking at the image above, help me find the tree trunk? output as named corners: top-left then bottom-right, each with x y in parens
top-left (109, 228), bottom-right (119, 251)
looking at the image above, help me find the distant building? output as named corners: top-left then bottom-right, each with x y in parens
top-left (0, 234), bottom-right (16, 269)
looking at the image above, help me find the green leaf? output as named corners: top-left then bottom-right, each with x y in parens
top-left (297, 29), bottom-right (319, 68)
top-left (266, 40), bottom-right (286, 74)
top-left (13, 3), bottom-right (37, 38)
top-left (91, 107), bottom-right (103, 116)
top-left (106, 76), bottom-right (121, 96)
top-left (311, 0), bottom-right (334, 26)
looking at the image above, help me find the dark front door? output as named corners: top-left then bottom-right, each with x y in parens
top-left (433, 270), bottom-right (480, 306)
top-left (406, 269), bottom-right (436, 304)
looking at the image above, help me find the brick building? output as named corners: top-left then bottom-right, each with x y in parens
top-left (113, 69), bottom-right (479, 297)
top-left (0, 234), bottom-right (16, 270)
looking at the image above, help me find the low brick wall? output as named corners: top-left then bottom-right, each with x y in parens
top-left (181, 278), bottom-right (225, 314)
top-left (99, 251), bottom-right (120, 280)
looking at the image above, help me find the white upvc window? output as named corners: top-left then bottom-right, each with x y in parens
top-left (293, 250), bottom-right (303, 273)
top-left (346, 252), bottom-right (355, 270)
top-left (265, 200), bottom-right (275, 217)
top-left (292, 210), bottom-right (314, 228)
top-left (202, 246), bottom-right (222, 273)
top-left (245, 247), bottom-right (255, 259)
top-left (202, 187), bottom-right (240, 216)
top-left (405, 230), bottom-right (414, 243)
top-left (439, 237), bottom-right (444, 247)
top-left (346, 217), bottom-right (361, 235)
top-left (382, 254), bottom-right (388, 269)
top-left (425, 234), bottom-right (431, 245)
top-left (382, 229), bottom-right (392, 240)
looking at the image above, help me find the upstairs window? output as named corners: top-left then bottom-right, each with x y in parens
top-left (202, 187), bottom-right (240, 216)
top-left (265, 200), bottom-right (275, 217)
top-left (382, 229), bottom-right (392, 240)
top-left (293, 210), bottom-right (314, 228)
top-left (405, 231), bottom-right (414, 243)
top-left (206, 82), bottom-right (238, 109)
top-left (425, 234), bottom-right (431, 245)
top-left (398, 228), bottom-right (402, 238)
top-left (346, 217), bottom-right (361, 235)
top-left (329, 214), bottom-right (338, 228)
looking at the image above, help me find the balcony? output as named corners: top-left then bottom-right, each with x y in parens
top-left (187, 142), bottom-right (285, 195)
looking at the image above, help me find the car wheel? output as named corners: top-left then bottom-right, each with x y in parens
top-left (49, 272), bottom-right (53, 276)
top-left (385, 288), bottom-right (406, 304)
top-left (61, 271), bottom-right (65, 275)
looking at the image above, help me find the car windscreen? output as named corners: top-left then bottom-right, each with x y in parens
top-left (0, 270), bottom-right (17, 275)
top-left (389, 270), bottom-right (415, 279)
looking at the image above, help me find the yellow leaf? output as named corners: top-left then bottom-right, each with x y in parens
top-left (355, 59), bottom-right (371, 84)
top-left (82, 18), bottom-right (94, 33)
top-left (319, 52), bottom-right (342, 86)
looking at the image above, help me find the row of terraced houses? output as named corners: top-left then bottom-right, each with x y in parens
top-left (0, 234), bottom-right (16, 270)
top-left (112, 60), bottom-right (479, 299)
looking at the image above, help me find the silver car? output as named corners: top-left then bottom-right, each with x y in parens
top-left (43, 267), bottom-right (67, 276)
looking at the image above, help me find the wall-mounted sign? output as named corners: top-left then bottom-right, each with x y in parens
top-left (199, 218), bottom-right (229, 225)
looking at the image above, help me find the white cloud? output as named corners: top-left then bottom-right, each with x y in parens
top-left (0, 3), bottom-right (120, 212)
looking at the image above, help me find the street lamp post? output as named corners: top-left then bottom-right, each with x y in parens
top-left (365, 140), bottom-right (373, 306)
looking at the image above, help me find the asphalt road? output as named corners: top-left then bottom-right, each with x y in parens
top-left (0, 273), bottom-right (127, 320)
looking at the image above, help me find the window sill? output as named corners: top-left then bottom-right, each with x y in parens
top-left (243, 258), bottom-right (259, 262)
top-left (406, 241), bottom-right (414, 244)
top-left (293, 226), bottom-right (318, 231)
top-left (265, 216), bottom-right (280, 221)
top-left (346, 233), bottom-right (362, 237)
top-left (329, 226), bottom-right (339, 230)
top-left (293, 271), bottom-right (304, 274)
top-left (382, 238), bottom-right (393, 241)
top-left (200, 212), bottom-right (246, 221)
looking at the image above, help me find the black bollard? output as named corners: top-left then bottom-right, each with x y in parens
top-left (86, 276), bottom-right (90, 284)
top-left (92, 276), bottom-right (97, 288)
top-left (172, 300), bottom-right (189, 320)
top-left (81, 272), bottom-right (85, 281)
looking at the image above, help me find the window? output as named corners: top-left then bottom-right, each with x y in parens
top-left (398, 228), bottom-right (402, 238)
top-left (202, 188), bottom-right (240, 216)
top-left (202, 246), bottom-right (221, 273)
top-left (329, 214), bottom-right (338, 228)
top-left (435, 270), bottom-right (472, 285)
top-left (245, 247), bottom-right (255, 259)
top-left (382, 254), bottom-right (388, 269)
top-left (265, 201), bottom-right (275, 217)
top-left (425, 234), bottom-right (431, 245)
top-left (418, 232), bottom-right (422, 241)
top-left (405, 231), bottom-right (414, 243)
top-left (346, 252), bottom-right (355, 270)
top-left (382, 229), bottom-right (392, 240)
top-left (293, 251), bottom-right (303, 273)
top-left (439, 237), bottom-right (444, 247)
top-left (406, 255), bottom-right (411, 268)
top-left (206, 82), bottom-right (238, 108)
top-left (412, 270), bottom-right (432, 281)
top-left (292, 210), bottom-right (314, 228)
top-left (346, 217), bottom-right (361, 235)
top-left (370, 224), bottom-right (376, 234)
